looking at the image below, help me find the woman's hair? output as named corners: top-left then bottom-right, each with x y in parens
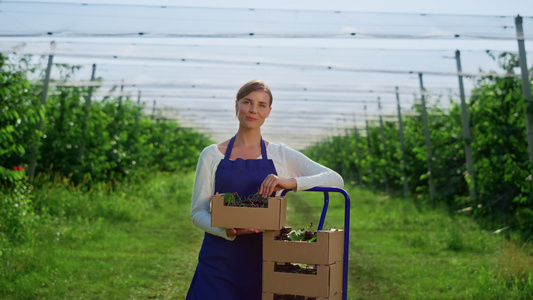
top-left (236, 79), bottom-right (273, 106)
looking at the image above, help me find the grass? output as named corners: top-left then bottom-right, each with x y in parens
top-left (0, 172), bottom-right (204, 299)
top-left (1, 173), bottom-right (532, 299)
top-left (285, 188), bottom-right (533, 299)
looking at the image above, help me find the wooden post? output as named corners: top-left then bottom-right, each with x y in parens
top-left (344, 127), bottom-right (354, 183)
top-left (134, 90), bottom-right (141, 138)
top-left (118, 80), bottom-right (124, 110)
top-left (28, 41), bottom-right (55, 182)
top-left (78, 64), bottom-right (96, 162)
top-left (455, 50), bottom-right (477, 200)
top-left (377, 97), bottom-right (390, 194)
top-left (151, 99), bottom-right (156, 120)
top-left (352, 114), bottom-right (364, 186)
top-left (515, 16), bottom-right (533, 167)
top-left (340, 129), bottom-right (347, 179)
top-left (395, 87), bottom-right (410, 198)
top-left (419, 73), bottom-right (436, 199)
top-left (112, 80), bottom-right (125, 151)
top-left (364, 103), bottom-right (375, 192)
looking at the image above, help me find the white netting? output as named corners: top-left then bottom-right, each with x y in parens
top-left (1, 1), bottom-right (533, 148)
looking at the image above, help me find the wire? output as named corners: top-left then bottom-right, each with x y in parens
top-left (11, 48), bottom-right (516, 79)
top-left (2, 2), bottom-right (532, 39)
top-left (157, 107), bottom-right (418, 118)
top-left (4, 0), bottom-right (532, 18)
top-left (0, 30), bottom-right (526, 40)
top-left (7, 38), bottom-right (528, 53)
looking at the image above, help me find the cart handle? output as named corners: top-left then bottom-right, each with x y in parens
top-left (281, 187), bottom-right (350, 300)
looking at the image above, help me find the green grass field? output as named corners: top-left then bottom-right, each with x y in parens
top-left (1, 172), bottom-right (532, 299)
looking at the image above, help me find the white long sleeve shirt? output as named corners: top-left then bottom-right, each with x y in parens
top-left (190, 142), bottom-right (344, 241)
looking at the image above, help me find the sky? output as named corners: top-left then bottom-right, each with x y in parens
top-left (2, 0), bottom-right (533, 149)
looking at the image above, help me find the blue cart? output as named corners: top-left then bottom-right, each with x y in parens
top-left (281, 187), bottom-right (350, 300)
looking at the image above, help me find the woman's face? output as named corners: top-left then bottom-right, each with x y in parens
top-left (235, 90), bottom-right (272, 129)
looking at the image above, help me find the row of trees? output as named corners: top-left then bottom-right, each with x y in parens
top-left (304, 53), bottom-right (533, 238)
top-left (2, 51), bottom-right (532, 241)
top-left (0, 54), bottom-right (212, 241)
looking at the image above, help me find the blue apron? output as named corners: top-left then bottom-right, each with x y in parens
top-left (187, 136), bottom-right (277, 300)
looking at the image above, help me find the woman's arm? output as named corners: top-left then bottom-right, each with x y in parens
top-left (190, 146), bottom-right (235, 240)
top-left (260, 144), bottom-right (344, 197)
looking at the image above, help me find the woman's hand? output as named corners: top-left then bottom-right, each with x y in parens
top-left (259, 174), bottom-right (297, 198)
top-left (226, 228), bottom-right (260, 237)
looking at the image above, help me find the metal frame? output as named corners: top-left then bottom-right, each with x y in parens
top-left (282, 187), bottom-right (350, 300)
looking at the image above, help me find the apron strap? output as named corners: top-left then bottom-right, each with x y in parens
top-left (224, 136), bottom-right (269, 160)
top-left (224, 136), bottom-right (236, 160)
top-left (260, 138), bottom-right (268, 160)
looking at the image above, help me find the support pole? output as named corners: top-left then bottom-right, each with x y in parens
top-left (151, 99), bottom-right (156, 120)
top-left (112, 81), bottom-right (125, 146)
top-left (336, 127), bottom-right (346, 179)
top-left (377, 97), bottom-right (390, 194)
top-left (344, 127), bottom-right (354, 183)
top-left (28, 41), bottom-right (55, 182)
top-left (364, 103), bottom-right (375, 192)
top-left (419, 73), bottom-right (436, 199)
top-left (118, 80), bottom-right (124, 111)
top-left (455, 50), bottom-right (477, 200)
top-left (134, 90), bottom-right (141, 138)
top-left (325, 134), bottom-right (333, 164)
top-left (78, 64), bottom-right (96, 162)
top-left (115, 81), bottom-right (124, 131)
top-left (352, 114), bottom-right (364, 186)
top-left (515, 16), bottom-right (533, 166)
top-left (395, 87), bottom-right (410, 198)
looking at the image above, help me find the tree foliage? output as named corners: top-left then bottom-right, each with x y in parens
top-left (305, 53), bottom-right (533, 237)
top-left (0, 54), bottom-right (212, 241)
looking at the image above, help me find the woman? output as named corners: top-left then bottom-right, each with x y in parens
top-left (186, 79), bottom-right (343, 299)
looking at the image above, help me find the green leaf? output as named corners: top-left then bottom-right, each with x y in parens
top-left (17, 144), bottom-right (25, 154)
top-left (289, 231), bottom-right (303, 241)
